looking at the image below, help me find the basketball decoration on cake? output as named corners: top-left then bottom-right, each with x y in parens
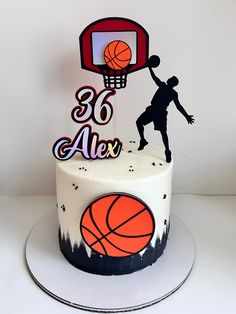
top-left (104, 40), bottom-right (132, 70)
top-left (80, 193), bottom-right (155, 257)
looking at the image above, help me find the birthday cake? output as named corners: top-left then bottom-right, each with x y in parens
top-left (53, 17), bottom-right (194, 276)
top-left (56, 143), bottom-right (172, 275)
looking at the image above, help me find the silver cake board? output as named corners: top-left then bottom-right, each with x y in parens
top-left (25, 210), bottom-right (195, 312)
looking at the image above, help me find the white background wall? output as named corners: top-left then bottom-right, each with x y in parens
top-left (1, 0), bottom-right (236, 195)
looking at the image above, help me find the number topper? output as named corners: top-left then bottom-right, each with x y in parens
top-left (71, 86), bottom-right (115, 126)
top-left (52, 86), bottom-right (123, 161)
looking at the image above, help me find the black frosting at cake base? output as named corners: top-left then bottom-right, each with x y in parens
top-left (59, 224), bottom-right (170, 276)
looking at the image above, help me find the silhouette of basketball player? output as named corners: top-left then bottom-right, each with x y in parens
top-left (136, 56), bottom-right (195, 163)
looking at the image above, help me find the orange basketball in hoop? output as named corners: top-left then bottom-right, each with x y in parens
top-left (104, 41), bottom-right (132, 70)
top-left (80, 193), bottom-right (155, 257)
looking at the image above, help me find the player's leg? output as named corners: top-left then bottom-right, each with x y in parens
top-left (160, 130), bottom-right (171, 163)
top-left (136, 116), bottom-right (145, 141)
top-left (136, 110), bottom-right (151, 150)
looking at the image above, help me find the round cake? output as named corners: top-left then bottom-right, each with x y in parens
top-left (56, 142), bottom-right (173, 275)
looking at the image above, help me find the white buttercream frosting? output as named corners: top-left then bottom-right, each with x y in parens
top-left (56, 142), bottom-right (173, 257)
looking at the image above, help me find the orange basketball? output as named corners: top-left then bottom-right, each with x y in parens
top-left (104, 40), bottom-right (132, 70)
top-left (80, 193), bottom-right (155, 257)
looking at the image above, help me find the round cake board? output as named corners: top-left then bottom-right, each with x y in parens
top-left (25, 210), bottom-right (195, 313)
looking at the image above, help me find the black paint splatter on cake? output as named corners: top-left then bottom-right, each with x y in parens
top-left (72, 183), bottom-right (79, 190)
top-left (129, 165), bottom-right (134, 172)
top-left (79, 167), bottom-right (87, 172)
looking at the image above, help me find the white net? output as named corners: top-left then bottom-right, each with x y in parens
top-left (100, 66), bottom-right (129, 89)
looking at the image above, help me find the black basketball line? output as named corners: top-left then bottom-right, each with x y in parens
top-left (107, 43), bottom-right (118, 69)
top-left (106, 197), bottom-right (139, 234)
top-left (109, 57), bottom-right (125, 70)
top-left (105, 43), bottom-right (113, 64)
top-left (88, 195), bottom-right (120, 242)
top-left (106, 44), bottom-right (113, 63)
top-left (90, 195), bottom-right (124, 245)
top-left (114, 44), bottom-right (130, 60)
top-left (115, 55), bottom-right (132, 62)
top-left (93, 207), bottom-right (150, 256)
top-left (89, 195), bottom-right (137, 255)
top-left (104, 55), bottom-right (110, 63)
top-left (107, 41), bottom-right (115, 61)
top-left (115, 43), bottom-right (132, 62)
top-left (106, 52), bottom-right (130, 70)
top-left (89, 195), bottom-right (133, 254)
top-left (89, 205), bottom-right (104, 238)
top-left (108, 46), bottom-right (130, 63)
top-left (105, 203), bottom-right (147, 241)
top-left (90, 194), bottom-right (123, 246)
top-left (104, 41), bottom-right (131, 69)
top-left (93, 235), bottom-right (135, 256)
top-left (106, 199), bottom-right (154, 238)
top-left (104, 55), bottom-right (120, 70)
top-left (113, 39), bottom-right (120, 56)
top-left (81, 225), bottom-right (107, 255)
top-left (90, 206), bottom-right (147, 247)
top-left (111, 232), bottom-right (153, 238)
top-left (106, 58), bottom-right (122, 70)
top-left (109, 228), bottom-right (153, 238)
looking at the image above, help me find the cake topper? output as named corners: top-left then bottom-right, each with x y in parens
top-left (79, 17), bottom-right (149, 89)
top-left (53, 17), bottom-right (149, 161)
top-left (53, 17), bottom-right (194, 162)
top-left (136, 55), bottom-right (195, 163)
top-left (53, 87), bottom-right (122, 160)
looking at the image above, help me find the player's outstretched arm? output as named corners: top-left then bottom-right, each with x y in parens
top-left (174, 95), bottom-right (195, 124)
top-left (148, 67), bottom-right (163, 87)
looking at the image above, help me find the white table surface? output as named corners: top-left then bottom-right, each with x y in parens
top-left (0, 195), bottom-right (236, 314)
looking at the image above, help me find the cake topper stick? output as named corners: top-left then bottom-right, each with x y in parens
top-left (136, 55), bottom-right (195, 163)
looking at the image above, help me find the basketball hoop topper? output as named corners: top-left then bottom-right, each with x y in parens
top-left (79, 17), bottom-right (149, 89)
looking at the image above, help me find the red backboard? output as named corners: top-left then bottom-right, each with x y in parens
top-left (79, 17), bottom-right (149, 75)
